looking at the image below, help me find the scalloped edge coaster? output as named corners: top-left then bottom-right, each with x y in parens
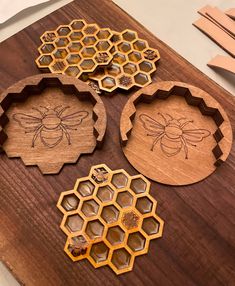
top-left (0, 74), bottom-right (107, 174)
top-left (120, 81), bottom-right (233, 186)
top-left (57, 163), bottom-right (164, 275)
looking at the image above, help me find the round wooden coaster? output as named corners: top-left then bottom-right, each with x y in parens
top-left (0, 74), bottom-right (107, 174)
top-left (120, 81), bottom-right (233, 186)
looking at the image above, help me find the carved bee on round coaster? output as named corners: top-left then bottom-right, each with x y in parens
top-left (0, 74), bottom-right (107, 174)
top-left (120, 81), bottom-right (233, 186)
top-left (57, 164), bottom-right (164, 275)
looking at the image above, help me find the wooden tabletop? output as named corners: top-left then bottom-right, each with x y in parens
top-left (0, 0), bottom-right (234, 285)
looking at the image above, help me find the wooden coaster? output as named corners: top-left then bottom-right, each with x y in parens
top-left (89, 29), bottom-right (160, 92)
top-left (35, 19), bottom-right (114, 79)
top-left (120, 81), bottom-right (233, 186)
top-left (0, 74), bottom-right (107, 174)
top-left (57, 164), bottom-right (164, 275)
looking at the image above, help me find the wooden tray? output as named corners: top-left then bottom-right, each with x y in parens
top-left (0, 1), bottom-right (234, 285)
top-left (120, 81), bottom-right (233, 185)
top-left (0, 74), bottom-right (106, 174)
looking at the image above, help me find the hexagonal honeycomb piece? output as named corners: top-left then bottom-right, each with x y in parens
top-left (90, 29), bottom-right (160, 92)
top-left (36, 19), bottom-right (114, 80)
top-left (57, 164), bottom-right (164, 275)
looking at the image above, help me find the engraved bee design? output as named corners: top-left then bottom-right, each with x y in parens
top-left (139, 113), bottom-right (211, 159)
top-left (13, 106), bottom-right (89, 148)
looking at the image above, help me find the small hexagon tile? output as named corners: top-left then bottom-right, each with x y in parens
top-left (90, 29), bottom-right (160, 92)
top-left (57, 164), bottom-right (164, 275)
top-left (36, 19), bottom-right (114, 79)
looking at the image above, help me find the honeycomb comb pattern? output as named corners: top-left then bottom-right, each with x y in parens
top-left (89, 29), bottom-right (160, 92)
top-left (36, 19), bottom-right (113, 78)
top-left (57, 164), bottom-right (164, 275)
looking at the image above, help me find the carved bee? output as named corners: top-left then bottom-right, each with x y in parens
top-left (13, 106), bottom-right (89, 148)
top-left (139, 113), bottom-right (211, 159)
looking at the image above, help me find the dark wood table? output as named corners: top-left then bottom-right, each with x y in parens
top-left (0, 1), bottom-right (234, 285)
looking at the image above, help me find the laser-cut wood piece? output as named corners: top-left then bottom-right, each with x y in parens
top-left (208, 55), bottom-right (235, 75)
top-left (225, 8), bottom-right (235, 20)
top-left (57, 164), bottom-right (164, 275)
top-left (193, 17), bottom-right (235, 57)
top-left (120, 81), bottom-right (233, 186)
top-left (89, 29), bottom-right (160, 92)
top-left (35, 19), bottom-right (114, 79)
top-left (0, 74), bottom-right (107, 174)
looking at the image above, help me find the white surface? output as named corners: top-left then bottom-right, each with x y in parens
top-left (113, 0), bottom-right (235, 95)
top-left (0, 262), bottom-right (20, 286)
top-left (0, 0), bottom-right (73, 42)
top-left (0, 0), bottom-right (49, 23)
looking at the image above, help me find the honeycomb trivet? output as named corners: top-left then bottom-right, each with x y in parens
top-left (57, 164), bottom-right (164, 275)
top-left (89, 29), bottom-right (160, 92)
top-left (36, 19), bottom-right (114, 79)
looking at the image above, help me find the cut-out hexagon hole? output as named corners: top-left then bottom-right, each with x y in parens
top-left (84, 24), bottom-right (98, 35)
top-left (97, 186), bottom-right (114, 202)
top-left (111, 248), bottom-right (131, 270)
top-left (118, 75), bottom-right (133, 88)
top-left (134, 73), bottom-right (149, 85)
top-left (40, 44), bottom-right (55, 54)
top-left (68, 42), bottom-right (82, 52)
top-left (65, 214), bottom-right (84, 233)
top-left (113, 53), bottom-right (126, 64)
top-left (106, 64), bottom-right (121, 76)
top-left (142, 217), bottom-right (160, 235)
top-left (66, 54), bottom-right (81, 64)
top-left (86, 220), bottom-right (104, 239)
top-left (41, 31), bottom-right (56, 42)
top-left (118, 42), bottom-right (131, 53)
top-left (123, 63), bottom-right (137, 74)
top-left (97, 29), bottom-right (111, 39)
top-left (101, 77), bottom-right (116, 90)
top-left (57, 26), bottom-right (71, 36)
top-left (64, 66), bottom-right (80, 77)
top-left (101, 205), bottom-right (119, 224)
top-left (69, 31), bottom-right (83, 41)
top-left (96, 41), bottom-right (110, 51)
top-left (81, 47), bottom-right (96, 58)
top-left (68, 235), bottom-right (88, 257)
top-left (53, 49), bottom-right (68, 59)
top-left (122, 31), bottom-right (136, 42)
top-left (136, 197), bottom-right (153, 214)
top-left (90, 241), bottom-right (109, 263)
top-left (133, 40), bottom-right (147, 51)
top-left (81, 199), bottom-right (99, 217)
top-left (70, 20), bottom-right (85, 30)
top-left (61, 194), bottom-right (80, 211)
top-left (111, 173), bottom-right (128, 189)
top-left (38, 55), bottom-right (53, 66)
top-left (50, 61), bottom-right (66, 72)
top-left (127, 232), bottom-right (146, 252)
top-left (82, 36), bottom-right (96, 46)
top-left (128, 51), bottom-right (141, 62)
top-left (80, 59), bottom-right (95, 70)
top-left (107, 226), bottom-right (125, 246)
top-left (77, 180), bottom-right (95, 197)
top-left (130, 178), bottom-right (147, 194)
top-left (55, 37), bottom-right (69, 47)
top-left (139, 61), bottom-right (154, 73)
top-left (116, 191), bottom-right (133, 208)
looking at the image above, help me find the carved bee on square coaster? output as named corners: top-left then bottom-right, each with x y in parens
top-left (57, 164), bottom-right (164, 275)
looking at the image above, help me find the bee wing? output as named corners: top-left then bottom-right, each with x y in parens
top-left (61, 111), bottom-right (89, 127)
top-left (13, 113), bottom-right (42, 131)
top-left (183, 129), bottom-right (211, 143)
top-left (139, 114), bottom-right (165, 133)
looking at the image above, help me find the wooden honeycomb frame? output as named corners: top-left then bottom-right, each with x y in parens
top-left (89, 29), bottom-right (160, 92)
top-left (35, 19), bottom-right (114, 79)
top-left (57, 164), bottom-right (164, 275)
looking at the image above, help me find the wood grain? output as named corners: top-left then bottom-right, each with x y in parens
top-left (0, 0), bottom-right (234, 285)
